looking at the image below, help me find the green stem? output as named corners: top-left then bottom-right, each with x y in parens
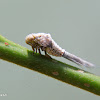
top-left (0, 35), bottom-right (100, 96)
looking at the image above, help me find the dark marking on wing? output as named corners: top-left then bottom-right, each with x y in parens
top-left (47, 40), bottom-right (52, 48)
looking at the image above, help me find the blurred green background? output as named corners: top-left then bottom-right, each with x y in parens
top-left (0, 0), bottom-right (100, 99)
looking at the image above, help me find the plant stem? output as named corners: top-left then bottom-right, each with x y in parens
top-left (0, 35), bottom-right (100, 96)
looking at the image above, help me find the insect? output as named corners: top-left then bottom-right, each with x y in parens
top-left (25, 33), bottom-right (94, 68)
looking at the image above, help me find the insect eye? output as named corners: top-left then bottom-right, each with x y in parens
top-left (28, 42), bottom-right (32, 45)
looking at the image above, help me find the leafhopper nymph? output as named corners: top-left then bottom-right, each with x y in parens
top-left (25, 33), bottom-right (94, 68)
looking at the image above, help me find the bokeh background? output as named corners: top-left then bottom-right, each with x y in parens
top-left (0, 0), bottom-right (100, 99)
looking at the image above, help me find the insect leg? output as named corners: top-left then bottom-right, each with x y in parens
top-left (38, 48), bottom-right (41, 54)
top-left (44, 51), bottom-right (51, 58)
top-left (44, 51), bottom-right (47, 55)
top-left (32, 46), bottom-right (35, 54)
top-left (36, 48), bottom-right (37, 53)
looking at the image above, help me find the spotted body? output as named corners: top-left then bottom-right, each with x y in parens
top-left (25, 33), bottom-right (65, 56)
top-left (25, 33), bottom-right (94, 68)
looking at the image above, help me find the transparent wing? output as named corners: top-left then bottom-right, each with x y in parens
top-left (62, 51), bottom-right (95, 68)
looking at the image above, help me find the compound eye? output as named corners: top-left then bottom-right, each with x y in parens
top-left (28, 42), bottom-right (32, 45)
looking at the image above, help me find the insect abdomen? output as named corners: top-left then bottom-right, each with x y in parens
top-left (46, 40), bottom-right (65, 57)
